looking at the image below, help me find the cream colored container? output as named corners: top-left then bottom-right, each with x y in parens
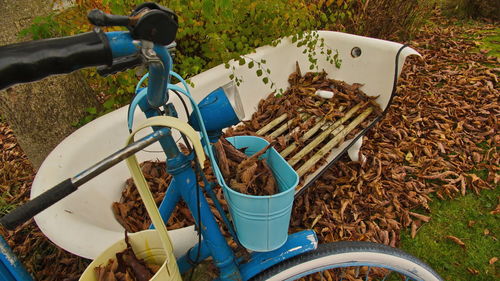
top-left (79, 230), bottom-right (181, 281)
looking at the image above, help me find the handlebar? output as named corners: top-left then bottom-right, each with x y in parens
top-left (0, 3), bottom-right (178, 91)
top-left (0, 30), bottom-right (112, 90)
top-left (0, 179), bottom-right (77, 229)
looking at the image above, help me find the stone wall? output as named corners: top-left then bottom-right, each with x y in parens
top-left (0, 0), bottom-right (98, 169)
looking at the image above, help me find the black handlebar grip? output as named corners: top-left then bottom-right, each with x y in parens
top-left (0, 179), bottom-right (77, 230)
top-left (97, 54), bottom-right (143, 77)
top-left (0, 30), bottom-right (112, 90)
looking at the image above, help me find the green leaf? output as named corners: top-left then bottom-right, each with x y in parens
top-left (103, 97), bottom-right (116, 109)
top-left (248, 61), bottom-right (254, 69)
top-left (202, 0), bottom-right (215, 19)
top-left (229, 74), bottom-right (235, 80)
top-left (262, 77), bottom-right (269, 84)
top-left (256, 69), bottom-right (263, 76)
top-left (86, 107), bottom-right (97, 115)
top-left (238, 58), bottom-right (246, 65)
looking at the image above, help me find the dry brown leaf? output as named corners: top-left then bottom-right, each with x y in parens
top-left (489, 257), bottom-right (498, 265)
top-left (467, 267), bottom-right (479, 275)
top-left (490, 203), bottom-right (500, 215)
top-left (214, 140), bottom-right (230, 179)
top-left (236, 143), bottom-right (272, 173)
top-left (411, 221), bottom-right (417, 239)
top-left (445, 235), bottom-right (466, 249)
top-left (240, 163), bottom-right (257, 185)
top-left (409, 212), bottom-right (431, 223)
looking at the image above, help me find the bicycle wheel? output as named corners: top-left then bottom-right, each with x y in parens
top-left (251, 241), bottom-right (442, 281)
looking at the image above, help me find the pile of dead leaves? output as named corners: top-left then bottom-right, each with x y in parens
top-left (214, 138), bottom-right (277, 196)
top-left (226, 64), bottom-right (381, 154)
top-left (113, 14), bottom-right (498, 252)
top-left (289, 17), bottom-right (498, 246)
top-left (0, 122), bottom-right (90, 281)
top-left (112, 161), bottom-right (195, 233)
top-left (94, 233), bottom-right (160, 281)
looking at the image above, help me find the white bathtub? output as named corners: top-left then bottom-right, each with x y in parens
top-left (32, 31), bottom-right (419, 259)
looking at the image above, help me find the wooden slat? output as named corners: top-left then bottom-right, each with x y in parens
top-left (286, 103), bottom-right (364, 165)
top-left (268, 113), bottom-right (309, 138)
top-left (280, 106), bottom-right (346, 158)
top-left (256, 113), bottom-right (288, 135)
top-left (296, 107), bottom-right (373, 176)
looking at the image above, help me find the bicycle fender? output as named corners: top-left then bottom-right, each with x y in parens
top-left (239, 230), bottom-right (318, 280)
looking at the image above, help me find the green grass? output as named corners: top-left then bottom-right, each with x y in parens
top-left (0, 196), bottom-right (18, 216)
top-left (467, 27), bottom-right (500, 60)
top-left (403, 25), bottom-right (500, 280)
top-left (477, 28), bottom-right (500, 58)
top-left (400, 188), bottom-right (500, 281)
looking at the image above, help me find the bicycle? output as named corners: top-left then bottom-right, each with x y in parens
top-left (0, 3), bottom-right (443, 281)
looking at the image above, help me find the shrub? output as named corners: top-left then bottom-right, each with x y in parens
top-left (441, 0), bottom-right (500, 21)
top-left (316, 0), bottom-right (432, 40)
top-left (20, 0), bottom-right (329, 122)
top-left (20, 0), bottom-right (431, 124)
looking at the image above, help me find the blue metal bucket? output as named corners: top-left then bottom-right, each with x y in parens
top-left (222, 136), bottom-right (298, 252)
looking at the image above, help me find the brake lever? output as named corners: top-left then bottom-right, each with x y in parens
top-left (88, 4), bottom-right (178, 46)
top-left (87, 9), bottom-right (131, 27)
top-left (97, 54), bottom-right (143, 77)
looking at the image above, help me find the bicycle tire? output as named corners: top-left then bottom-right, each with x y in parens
top-left (251, 241), bottom-right (443, 281)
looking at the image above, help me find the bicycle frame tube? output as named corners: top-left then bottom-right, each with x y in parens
top-left (107, 31), bottom-right (242, 279)
top-left (0, 237), bottom-right (34, 281)
top-left (140, 105), bottom-right (241, 280)
top-left (161, 166), bottom-right (243, 278)
top-left (105, 31), bottom-right (172, 109)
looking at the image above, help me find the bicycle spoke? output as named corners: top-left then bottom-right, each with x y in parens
top-left (340, 267), bottom-right (346, 281)
top-left (355, 266), bottom-right (360, 278)
top-left (364, 266), bottom-right (371, 281)
top-left (381, 270), bottom-right (392, 281)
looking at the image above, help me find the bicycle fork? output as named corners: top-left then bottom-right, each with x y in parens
top-left (140, 107), bottom-right (242, 280)
top-left (167, 156), bottom-right (242, 281)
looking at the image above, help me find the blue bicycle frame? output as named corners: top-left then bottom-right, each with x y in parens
top-left (104, 31), bottom-right (319, 281)
top-left (0, 30), bottom-right (317, 281)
